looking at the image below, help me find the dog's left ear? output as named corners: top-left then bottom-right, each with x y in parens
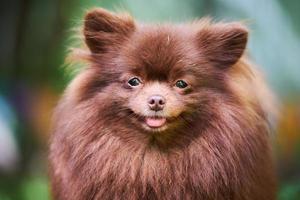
top-left (196, 22), bottom-right (248, 69)
top-left (84, 8), bottom-right (136, 54)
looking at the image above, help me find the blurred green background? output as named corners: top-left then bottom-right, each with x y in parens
top-left (0, 0), bottom-right (299, 199)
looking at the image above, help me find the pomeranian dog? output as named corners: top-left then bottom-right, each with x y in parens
top-left (49, 8), bottom-right (277, 200)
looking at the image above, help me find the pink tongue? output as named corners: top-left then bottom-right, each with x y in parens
top-left (145, 117), bottom-right (166, 128)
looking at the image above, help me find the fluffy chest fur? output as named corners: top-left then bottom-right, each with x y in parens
top-left (50, 89), bottom-right (275, 200)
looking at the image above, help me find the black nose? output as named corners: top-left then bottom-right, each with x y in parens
top-left (148, 95), bottom-right (166, 111)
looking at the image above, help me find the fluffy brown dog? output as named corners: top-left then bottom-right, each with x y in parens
top-left (49, 8), bottom-right (277, 200)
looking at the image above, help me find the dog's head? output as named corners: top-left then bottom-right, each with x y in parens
top-left (75, 8), bottom-right (248, 134)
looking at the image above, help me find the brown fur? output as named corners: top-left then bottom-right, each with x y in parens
top-left (49, 8), bottom-right (277, 200)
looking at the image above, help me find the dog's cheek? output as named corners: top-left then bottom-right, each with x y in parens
top-left (127, 93), bottom-right (148, 115)
top-left (164, 95), bottom-right (185, 117)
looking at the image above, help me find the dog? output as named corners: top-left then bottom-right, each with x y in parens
top-left (49, 8), bottom-right (277, 200)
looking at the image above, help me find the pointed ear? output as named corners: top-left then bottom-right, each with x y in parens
top-left (196, 22), bottom-right (248, 69)
top-left (83, 8), bottom-right (135, 54)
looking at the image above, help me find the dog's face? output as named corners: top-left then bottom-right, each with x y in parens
top-left (81, 9), bottom-right (248, 133)
top-left (116, 28), bottom-right (202, 132)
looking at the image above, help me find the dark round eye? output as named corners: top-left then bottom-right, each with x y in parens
top-left (128, 77), bottom-right (141, 87)
top-left (175, 80), bottom-right (188, 89)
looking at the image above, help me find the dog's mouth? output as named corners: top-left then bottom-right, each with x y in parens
top-left (144, 117), bottom-right (167, 128)
top-left (128, 110), bottom-right (181, 132)
top-left (136, 114), bottom-right (178, 132)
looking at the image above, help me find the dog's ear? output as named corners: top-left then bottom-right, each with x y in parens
top-left (196, 22), bottom-right (248, 69)
top-left (84, 8), bottom-right (135, 54)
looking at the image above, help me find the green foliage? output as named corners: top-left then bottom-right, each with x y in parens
top-left (21, 176), bottom-right (49, 200)
top-left (279, 182), bottom-right (300, 200)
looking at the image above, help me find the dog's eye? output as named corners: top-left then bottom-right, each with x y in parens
top-left (128, 77), bottom-right (141, 87)
top-left (175, 80), bottom-right (188, 89)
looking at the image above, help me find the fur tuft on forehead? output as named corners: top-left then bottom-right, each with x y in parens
top-left (78, 9), bottom-right (247, 73)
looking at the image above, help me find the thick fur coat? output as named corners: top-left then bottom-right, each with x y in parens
top-left (49, 8), bottom-right (277, 200)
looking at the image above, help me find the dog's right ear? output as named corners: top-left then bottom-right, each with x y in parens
top-left (84, 8), bottom-right (135, 54)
